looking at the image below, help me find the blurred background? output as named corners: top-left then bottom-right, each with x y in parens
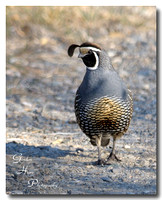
top-left (6, 5), bottom-right (156, 143)
top-left (6, 6), bottom-right (156, 195)
top-left (6, 5), bottom-right (156, 144)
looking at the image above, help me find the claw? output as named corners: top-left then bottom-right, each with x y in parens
top-left (96, 159), bottom-right (106, 166)
top-left (107, 152), bottom-right (121, 162)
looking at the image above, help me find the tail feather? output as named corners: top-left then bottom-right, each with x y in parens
top-left (101, 137), bottom-right (110, 147)
top-left (90, 135), bottom-right (110, 147)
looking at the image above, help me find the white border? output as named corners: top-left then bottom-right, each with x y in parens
top-left (0, 1), bottom-right (6, 200)
top-left (1, 1), bottom-right (161, 199)
top-left (4, 0), bottom-right (158, 6)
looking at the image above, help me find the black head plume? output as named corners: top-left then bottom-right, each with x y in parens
top-left (68, 44), bottom-right (80, 57)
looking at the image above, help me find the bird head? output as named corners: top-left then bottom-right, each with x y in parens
top-left (68, 42), bottom-right (102, 70)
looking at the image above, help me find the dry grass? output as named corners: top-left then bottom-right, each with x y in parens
top-left (6, 6), bottom-right (156, 43)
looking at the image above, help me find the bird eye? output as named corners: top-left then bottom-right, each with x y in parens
top-left (88, 49), bottom-right (93, 54)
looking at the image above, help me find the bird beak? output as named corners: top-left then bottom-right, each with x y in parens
top-left (78, 53), bottom-right (84, 58)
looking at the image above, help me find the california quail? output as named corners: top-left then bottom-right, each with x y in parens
top-left (68, 42), bottom-right (133, 165)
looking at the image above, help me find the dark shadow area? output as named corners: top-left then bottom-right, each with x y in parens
top-left (6, 142), bottom-right (72, 159)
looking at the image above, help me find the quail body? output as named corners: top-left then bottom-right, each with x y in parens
top-left (68, 42), bottom-right (133, 165)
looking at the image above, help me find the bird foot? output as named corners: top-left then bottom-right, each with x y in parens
top-left (106, 152), bottom-right (121, 163)
top-left (96, 159), bottom-right (107, 166)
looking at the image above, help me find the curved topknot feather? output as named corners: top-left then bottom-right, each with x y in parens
top-left (68, 44), bottom-right (79, 57)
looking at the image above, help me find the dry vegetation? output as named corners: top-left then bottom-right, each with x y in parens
top-left (6, 6), bottom-right (155, 43)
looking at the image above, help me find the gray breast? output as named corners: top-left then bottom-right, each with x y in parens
top-left (74, 63), bottom-right (133, 138)
top-left (77, 66), bottom-right (128, 104)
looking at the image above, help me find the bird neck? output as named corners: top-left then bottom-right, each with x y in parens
top-left (98, 51), bottom-right (114, 70)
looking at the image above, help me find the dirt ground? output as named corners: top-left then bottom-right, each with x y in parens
top-left (6, 6), bottom-right (156, 195)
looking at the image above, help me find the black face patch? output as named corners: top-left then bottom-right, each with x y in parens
top-left (82, 52), bottom-right (96, 67)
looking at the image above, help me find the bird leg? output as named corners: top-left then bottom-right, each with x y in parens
top-left (97, 145), bottom-right (102, 165)
top-left (107, 137), bottom-right (121, 162)
top-left (96, 135), bottom-right (106, 165)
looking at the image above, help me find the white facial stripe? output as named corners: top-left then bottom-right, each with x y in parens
top-left (87, 51), bottom-right (99, 71)
top-left (80, 46), bottom-right (101, 52)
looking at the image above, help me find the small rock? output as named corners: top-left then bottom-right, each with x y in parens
top-left (145, 114), bottom-right (152, 120)
top-left (52, 139), bottom-right (63, 145)
top-left (113, 57), bottom-right (122, 64)
top-left (22, 101), bottom-right (32, 107)
top-left (9, 57), bottom-right (18, 64)
top-left (120, 70), bottom-right (129, 78)
top-left (12, 122), bottom-right (18, 128)
top-left (101, 177), bottom-right (112, 182)
top-left (86, 165), bottom-right (94, 169)
top-left (143, 84), bottom-right (150, 90)
top-left (108, 50), bottom-right (116, 57)
top-left (67, 190), bottom-right (72, 195)
top-left (124, 145), bottom-right (131, 149)
top-left (76, 148), bottom-right (84, 154)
